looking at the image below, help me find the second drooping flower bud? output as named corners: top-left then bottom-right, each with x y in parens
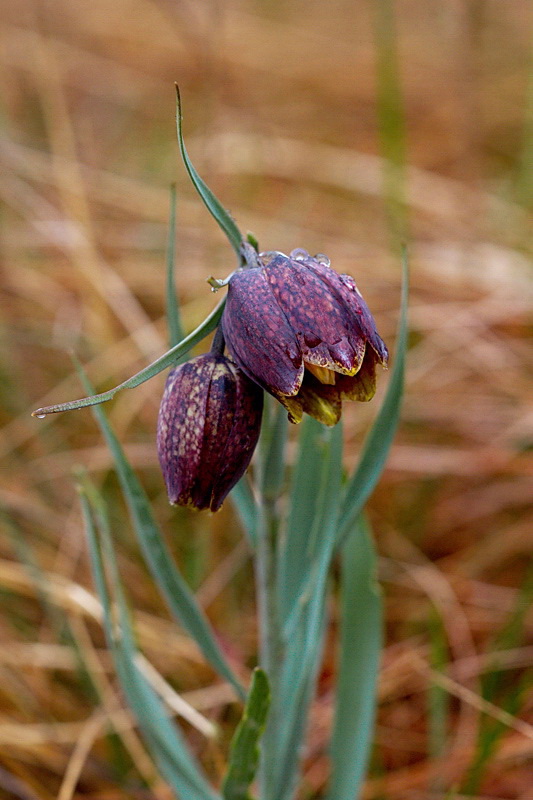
top-left (157, 353), bottom-right (263, 511)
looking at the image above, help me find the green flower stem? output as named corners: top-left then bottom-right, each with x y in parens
top-left (255, 403), bottom-right (285, 799)
top-left (255, 503), bottom-right (282, 796)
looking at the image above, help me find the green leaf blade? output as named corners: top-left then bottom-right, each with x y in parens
top-left (263, 419), bottom-right (343, 800)
top-left (175, 86), bottom-right (243, 258)
top-left (337, 248), bottom-right (409, 542)
top-left (230, 477), bottom-right (258, 549)
top-left (222, 668), bottom-right (270, 800)
top-left (75, 362), bottom-right (245, 701)
top-left (32, 299), bottom-right (224, 417)
top-left (80, 484), bottom-right (220, 800)
top-left (166, 183), bottom-right (185, 347)
top-left (327, 514), bottom-right (383, 800)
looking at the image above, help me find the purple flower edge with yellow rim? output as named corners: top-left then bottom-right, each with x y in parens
top-left (221, 248), bottom-right (388, 426)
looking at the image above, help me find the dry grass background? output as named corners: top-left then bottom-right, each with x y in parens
top-left (0, 0), bottom-right (532, 798)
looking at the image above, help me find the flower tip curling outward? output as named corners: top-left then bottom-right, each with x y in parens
top-left (221, 248), bottom-right (388, 426)
top-left (157, 354), bottom-right (263, 511)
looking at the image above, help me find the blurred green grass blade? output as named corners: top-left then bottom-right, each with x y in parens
top-left (374, 0), bottom-right (408, 245)
top-left (260, 400), bottom-right (288, 501)
top-left (462, 563), bottom-right (533, 794)
top-left (428, 610), bottom-right (449, 759)
top-left (80, 485), bottom-right (220, 800)
top-left (76, 361), bottom-right (245, 701)
top-left (462, 676), bottom-right (527, 795)
top-left (166, 183), bottom-right (185, 347)
top-left (230, 477), bottom-right (258, 549)
top-left (1, 506), bottom-right (64, 634)
top-left (175, 86), bottom-right (243, 258)
top-left (327, 514), bottom-right (382, 800)
top-left (517, 28), bottom-right (533, 204)
top-left (222, 668), bottom-right (270, 800)
top-left (32, 299), bottom-right (224, 417)
top-left (337, 249), bottom-right (408, 542)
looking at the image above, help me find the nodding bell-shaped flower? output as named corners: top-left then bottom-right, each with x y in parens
top-left (157, 353), bottom-right (263, 511)
top-left (221, 248), bottom-right (388, 426)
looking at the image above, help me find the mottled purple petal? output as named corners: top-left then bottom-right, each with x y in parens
top-left (222, 267), bottom-right (304, 396)
top-left (304, 260), bottom-right (389, 366)
top-left (157, 358), bottom-right (211, 507)
top-left (221, 248), bottom-right (388, 427)
top-left (157, 354), bottom-right (263, 511)
top-left (189, 359), bottom-right (238, 509)
top-left (207, 363), bottom-right (263, 510)
top-left (263, 254), bottom-right (366, 375)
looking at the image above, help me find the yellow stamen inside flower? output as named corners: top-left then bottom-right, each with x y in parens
top-left (305, 363), bottom-right (336, 385)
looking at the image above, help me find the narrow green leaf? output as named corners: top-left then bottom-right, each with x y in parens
top-left (230, 477), bottom-right (258, 549)
top-left (277, 417), bottom-right (327, 622)
top-left (260, 399), bottom-right (288, 501)
top-left (32, 299), bottom-right (224, 417)
top-left (175, 86), bottom-right (243, 258)
top-left (272, 603), bottom-right (328, 800)
top-left (263, 419), bottom-right (343, 800)
top-left (80, 485), bottom-right (220, 800)
top-left (75, 362), bottom-right (245, 700)
top-left (166, 183), bottom-right (185, 347)
top-left (327, 514), bottom-right (383, 800)
top-left (337, 248), bottom-right (408, 542)
top-left (278, 417), bottom-right (342, 625)
top-left (222, 668), bottom-right (270, 800)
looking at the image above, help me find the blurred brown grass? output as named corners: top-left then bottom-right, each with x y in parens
top-left (0, 0), bottom-right (532, 798)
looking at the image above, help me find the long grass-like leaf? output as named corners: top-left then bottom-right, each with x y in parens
top-left (175, 86), bottom-right (243, 258)
top-left (277, 417), bottom-right (327, 621)
top-left (222, 668), bottom-right (270, 800)
top-left (166, 183), bottom-right (185, 347)
top-left (32, 299), bottom-right (224, 417)
top-left (274, 609), bottom-right (328, 800)
top-left (260, 400), bottom-right (289, 501)
top-left (264, 419), bottom-right (343, 800)
top-left (230, 477), bottom-right (258, 549)
top-left (75, 362), bottom-right (245, 700)
top-left (327, 514), bottom-right (382, 800)
top-left (278, 418), bottom-right (342, 625)
top-left (337, 248), bottom-right (408, 542)
top-left (80, 485), bottom-right (220, 800)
